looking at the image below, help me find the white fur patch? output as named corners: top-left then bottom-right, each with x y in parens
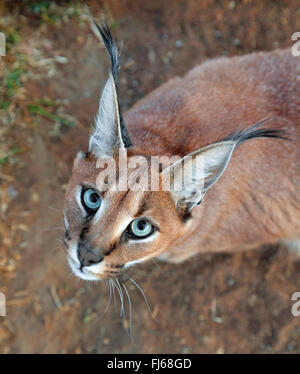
top-left (68, 240), bottom-right (80, 266)
top-left (75, 185), bottom-right (86, 216)
top-left (68, 257), bottom-right (100, 281)
top-left (281, 238), bottom-right (300, 255)
top-left (125, 255), bottom-right (152, 268)
top-left (63, 210), bottom-right (69, 230)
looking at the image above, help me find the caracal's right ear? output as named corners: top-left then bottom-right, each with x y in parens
top-left (89, 23), bottom-right (132, 158)
top-left (162, 119), bottom-right (287, 214)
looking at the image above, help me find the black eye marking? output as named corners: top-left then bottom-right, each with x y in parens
top-left (80, 226), bottom-right (89, 241)
top-left (135, 200), bottom-right (148, 218)
top-left (104, 242), bottom-right (117, 256)
top-left (110, 264), bottom-right (124, 269)
top-left (64, 230), bottom-right (71, 241)
top-left (62, 231), bottom-right (70, 247)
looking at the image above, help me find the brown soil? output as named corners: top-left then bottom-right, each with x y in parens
top-left (1, 0), bottom-right (300, 353)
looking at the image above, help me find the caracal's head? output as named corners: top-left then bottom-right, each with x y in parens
top-left (64, 148), bottom-right (187, 281)
top-left (63, 24), bottom-right (285, 281)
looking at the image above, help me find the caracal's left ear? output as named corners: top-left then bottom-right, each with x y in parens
top-left (162, 141), bottom-right (235, 212)
top-left (162, 120), bottom-right (287, 213)
top-left (89, 23), bottom-right (132, 158)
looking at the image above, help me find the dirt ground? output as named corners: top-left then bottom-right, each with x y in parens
top-left (1, 0), bottom-right (300, 353)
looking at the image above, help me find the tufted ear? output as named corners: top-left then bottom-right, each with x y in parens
top-left (162, 119), bottom-right (287, 213)
top-left (89, 72), bottom-right (123, 157)
top-left (89, 23), bottom-right (132, 158)
top-left (162, 141), bottom-right (235, 212)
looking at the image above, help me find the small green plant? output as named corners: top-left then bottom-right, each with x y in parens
top-left (26, 0), bottom-right (86, 25)
top-left (0, 146), bottom-right (21, 165)
top-left (28, 100), bottom-right (76, 136)
top-left (0, 59), bottom-right (27, 110)
top-left (4, 67), bottom-right (23, 95)
top-left (5, 29), bottom-right (20, 52)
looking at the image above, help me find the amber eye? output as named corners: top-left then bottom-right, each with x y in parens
top-left (129, 218), bottom-right (154, 239)
top-left (82, 188), bottom-right (101, 212)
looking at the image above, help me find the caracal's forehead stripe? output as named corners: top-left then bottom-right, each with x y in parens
top-left (93, 214), bottom-right (133, 245)
top-left (114, 216), bottom-right (134, 238)
top-left (134, 199), bottom-right (149, 217)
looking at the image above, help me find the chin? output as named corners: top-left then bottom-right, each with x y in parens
top-left (67, 257), bottom-right (101, 282)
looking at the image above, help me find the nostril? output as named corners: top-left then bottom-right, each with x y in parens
top-left (77, 242), bottom-right (103, 267)
top-left (84, 258), bottom-right (102, 267)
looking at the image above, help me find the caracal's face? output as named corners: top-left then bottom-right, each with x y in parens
top-left (63, 152), bottom-right (185, 281)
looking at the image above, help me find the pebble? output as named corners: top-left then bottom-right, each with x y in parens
top-left (214, 30), bottom-right (222, 39)
top-left (148, 49), bottom-right (156, 64)
top-left (227, 276), bottom-right (235, 286)
top-left (32, 192), bottom-right (40, 202)
top-left (228, 1), bottom-right (235, 10)
top-left (7, 186), bottom-right (18, 199)
top-left (174, 40), bottom-right (183, 48)
top-left (83, 91), bottom-right (91, 98)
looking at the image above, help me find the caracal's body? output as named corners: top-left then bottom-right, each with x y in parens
top-left (64, 25), bottom-right (300, 280)
top-left (124, 49), bottom-right (300, 262)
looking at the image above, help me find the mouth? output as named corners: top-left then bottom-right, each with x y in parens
top-left (67, 257), bottom-right (100, 281)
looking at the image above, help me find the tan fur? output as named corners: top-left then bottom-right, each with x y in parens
top-left (64, 48), bottom-right (300, 279)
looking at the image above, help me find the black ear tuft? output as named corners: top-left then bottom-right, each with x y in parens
top-left (94, 22), bottom-right (120, 86)
top-left (220, 118), bottom-right (289, 146)
top-left (94, 22), bottom-right (132, 148)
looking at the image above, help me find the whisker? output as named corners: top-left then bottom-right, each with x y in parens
top-left (110, 279), bottom-right (117, 310)
top-left (57, 240), bottom-right (77, 264)
top-left (64, 163), bottom-right (71, 178)
top-left (48, 206), bottom-right (64, 212)
top-left (129, 277), bottom-right (157, 321)
top-left (57, 239), bottom-right (70, 256)
top-left (151, 258), bottom-right (163, 273)
top-left (38, 226), bottom-right (64, 232)
top-left (67, 272), bottom-right (74, 279)
top-left (122, 281), bottom-right (135, 344)
top-left (115, 279), bottom-right (132, 339)
top-left (97, 279), bottom-right (112, 320)
top-left (114, 279), bottom-right (125, 319)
